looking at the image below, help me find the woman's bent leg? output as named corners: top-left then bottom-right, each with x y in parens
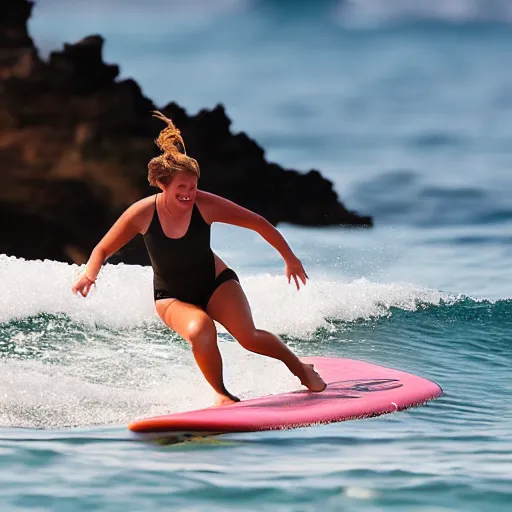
top-left (206, 282), bottom-right (326, 392)
top-left (156, 299), bottom-right (239, 406)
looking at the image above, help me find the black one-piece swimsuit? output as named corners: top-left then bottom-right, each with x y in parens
top-left (143, 194), bottom-right (239, 310)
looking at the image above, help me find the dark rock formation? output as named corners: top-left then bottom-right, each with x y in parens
top-left (0, 0), bottom-right (372, 265)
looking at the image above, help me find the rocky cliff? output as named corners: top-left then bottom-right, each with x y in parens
top-left (0, 0), bottom-right (372, 265)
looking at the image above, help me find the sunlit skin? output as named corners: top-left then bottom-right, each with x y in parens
top-left (72, 171), bottom-right (326, 406)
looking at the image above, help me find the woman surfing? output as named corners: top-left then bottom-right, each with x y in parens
top-left (72, 112), bottom-right (327, 406)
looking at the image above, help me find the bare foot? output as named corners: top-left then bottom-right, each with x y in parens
top-left (299, 363), bottom-right (327, 392)
top-left (213, 392), bottom-right (240, 407)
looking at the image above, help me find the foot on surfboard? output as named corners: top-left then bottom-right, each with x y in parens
top-left (300, 363), bottom-right (327, 392)
top-left (213, 392), bottom-right (241, 407)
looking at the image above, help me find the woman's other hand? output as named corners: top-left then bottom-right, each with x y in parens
top-left (285, 256), bottom-right (309, 290)
top-left (72, 272), bottom-right (96, 297)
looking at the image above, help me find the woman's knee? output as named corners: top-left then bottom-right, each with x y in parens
top-left (185, 315), bottom-right (217, 347)
top-left (236, 328), bottom-right (262, 351)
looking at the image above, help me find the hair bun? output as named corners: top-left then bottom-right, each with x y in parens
top-left (148, 110), bottom-right (200, 186)
top-left (152, 110), bottom-right (186, 155)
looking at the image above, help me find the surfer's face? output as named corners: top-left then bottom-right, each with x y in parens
top-left (165, 172), bottom-right (198, 209)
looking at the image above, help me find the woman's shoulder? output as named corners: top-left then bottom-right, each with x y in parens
top-left (123, 194), bottom-right (156, 218)
top-left (196, 190), bottom-right (246, 212)
top-left (196, 190), bottom-right (214, 202)
top-left (195, 190), bottom-right (259, 226)
top-left (195, 190), bottom-right (221, 224)
top-left (124, 194), bottom-right (157, 234)
top-left (196, 190), bottom-right (232, 208)
top-left (132, 194), bottom-right (157, 211)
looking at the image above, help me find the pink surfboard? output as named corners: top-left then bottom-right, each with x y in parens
top-left (128, 357), bottom-right (442, 437)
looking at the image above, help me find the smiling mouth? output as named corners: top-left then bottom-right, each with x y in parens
top-left (177, 196), bottom-right (192, 202)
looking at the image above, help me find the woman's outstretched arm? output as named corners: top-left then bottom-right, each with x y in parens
top-left (197, 191), bottom-right (309, 289)
top-left (72, 200), bottom-right (149, 296)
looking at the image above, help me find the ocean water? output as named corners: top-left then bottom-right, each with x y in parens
top-left (1, 0), bottom-right (511, 510)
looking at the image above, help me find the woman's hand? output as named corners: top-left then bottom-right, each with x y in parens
top-left (72, 272), bottom-right (96, 297)
top-left (285, 256), bottom-right (309, 290)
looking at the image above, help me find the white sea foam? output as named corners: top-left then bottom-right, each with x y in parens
top-left (0, 255), bottom-right (156, 327)
top-left (344, 486), bottom-right (378, 499)
top-left (0, 255), bottom-right (446, 334)
top-left (0, 343), bottom-right (297, 429)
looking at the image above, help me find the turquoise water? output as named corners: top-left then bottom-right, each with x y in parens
top-left (2, 0), bottom-right (512, 510)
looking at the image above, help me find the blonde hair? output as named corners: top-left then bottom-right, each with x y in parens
top-left (148, 111), bottom-right (200, 187)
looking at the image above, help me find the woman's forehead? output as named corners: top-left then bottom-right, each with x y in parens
top-left (173, 173), bottom-right (197, 186)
